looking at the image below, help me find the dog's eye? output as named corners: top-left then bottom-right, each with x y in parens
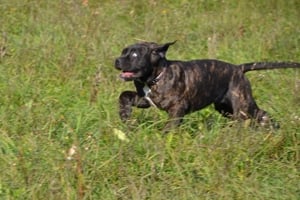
top-left (131, 52), bottom-right (138, 58)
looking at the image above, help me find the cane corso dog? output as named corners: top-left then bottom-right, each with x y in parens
top-left (115, 41), bottom-right (300, 131)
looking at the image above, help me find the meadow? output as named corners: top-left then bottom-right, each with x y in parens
top-left (0, 0), bottom-right (299, 199)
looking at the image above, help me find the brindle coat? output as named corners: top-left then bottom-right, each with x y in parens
top-left (115, 41), bottom-right (300, 131)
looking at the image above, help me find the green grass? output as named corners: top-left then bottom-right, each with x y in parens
top-left (0, 0), bottom-right (300, 199)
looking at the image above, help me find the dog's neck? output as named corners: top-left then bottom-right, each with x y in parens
top-left (147, 67), bottom-right (166, 86)
top-left (145, 59), bottom-right (168, 86)
top-left (145, 66), bottom-right (166, 86)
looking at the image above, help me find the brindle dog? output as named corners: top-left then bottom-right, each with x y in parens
top-left (115, 41), bottom-right (300, 131)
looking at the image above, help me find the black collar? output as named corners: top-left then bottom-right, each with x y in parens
top-left (147, 68), bottom-right (166, 86)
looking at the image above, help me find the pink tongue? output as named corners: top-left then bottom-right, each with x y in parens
top-left (121, 72), bottom-right (134, 78)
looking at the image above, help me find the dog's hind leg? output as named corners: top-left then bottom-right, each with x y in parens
top-left (119, 91), bottom-right (151, 121)
top-left (214, 97), bottom-right (234, 118)
top-left (226, 73), bottom-right (279, 128)
top-left (253, 109), bottom-right (274, 126)
top-left (215, 93), bottom-right (276, 127)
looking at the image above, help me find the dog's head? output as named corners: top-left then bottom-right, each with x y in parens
top-left (115, 41), bottom-right (176, 81)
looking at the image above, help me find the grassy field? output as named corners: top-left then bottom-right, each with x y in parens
top-left (0, 0), bottom-right (300, 199)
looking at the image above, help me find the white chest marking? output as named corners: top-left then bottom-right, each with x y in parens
top-left (143, 85), bottom-right (157, 108)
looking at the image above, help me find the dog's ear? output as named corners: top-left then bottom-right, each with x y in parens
top-left (151, 41), bottom-right (176, 58)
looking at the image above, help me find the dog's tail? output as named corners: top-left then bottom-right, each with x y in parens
top-left (239, 62), bottom-right (300, 73)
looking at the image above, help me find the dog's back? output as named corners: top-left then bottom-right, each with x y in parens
top-left (151, 59), bottom-right (238, 112)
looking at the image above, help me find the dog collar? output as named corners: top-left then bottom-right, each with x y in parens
top-left (143, 85), bottom-right (157, 108)
top-left (142, 68), bottom-right (166, 108)
top-left (148, 68), bottom-right (166, 86)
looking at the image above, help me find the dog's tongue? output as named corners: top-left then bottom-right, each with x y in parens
top-left (120, 72), bottom-right (135, 79)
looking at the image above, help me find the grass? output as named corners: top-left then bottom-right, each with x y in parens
top-left (0, 0), bottom-right (300, 199)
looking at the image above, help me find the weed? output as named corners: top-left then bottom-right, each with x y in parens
top-left (0, 0), bottom-right (299, 199)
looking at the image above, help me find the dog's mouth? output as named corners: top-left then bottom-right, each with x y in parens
top-left (120, 71), bottom-right (139, 81)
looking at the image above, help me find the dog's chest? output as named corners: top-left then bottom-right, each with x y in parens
top-left (143, 85), bottom-right (157, 108)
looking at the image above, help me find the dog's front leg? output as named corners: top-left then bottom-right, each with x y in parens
top-left (163, 107), bottom-right (186, 132)
top-left (119, 91), bottom-right (151, 121)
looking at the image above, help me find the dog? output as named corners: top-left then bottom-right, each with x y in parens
top-left (115, 41), bottom-right (300, 131)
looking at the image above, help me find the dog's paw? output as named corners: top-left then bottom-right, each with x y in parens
top-left (259, 115), bottom-right (280, 130)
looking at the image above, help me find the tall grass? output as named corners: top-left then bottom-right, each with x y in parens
top-left (0, 0), bottom-right (299, 199)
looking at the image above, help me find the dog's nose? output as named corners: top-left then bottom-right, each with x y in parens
top-left (115, 58), bottom-right (121, 70)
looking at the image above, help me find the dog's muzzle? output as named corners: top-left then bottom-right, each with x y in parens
top-left (115, 58), bottom-right (140, 81)
top-left (115, 58), bottom-right (122, 70)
